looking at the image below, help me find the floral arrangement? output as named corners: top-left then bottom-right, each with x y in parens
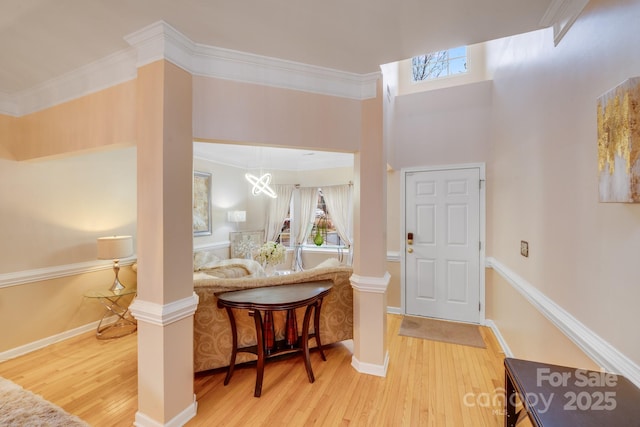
top-left (255, 241), bottom-right (286, 267)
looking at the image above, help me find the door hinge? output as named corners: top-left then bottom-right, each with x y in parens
top-left (479, 241), bottom-right (482, 251)
top-left (479, 302), bottom-right (481, 312)
top-left (479, 179), bottom-right (485, 189)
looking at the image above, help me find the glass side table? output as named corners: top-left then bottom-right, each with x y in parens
top-left (84, 287), bottom-right (137, 339)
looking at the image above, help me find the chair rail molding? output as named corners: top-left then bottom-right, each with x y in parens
top-left (0, 258), bottom-right (136, 289)
top-left (486, 256), bottom-right (640, 388)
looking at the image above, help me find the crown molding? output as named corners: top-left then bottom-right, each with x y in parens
top-left (2, 48), bottom-right (138, 117)
top-left (0, 91), bottom-right (19, 117)
top-left (125, 20), bottom-right (380, 100)
top-left (0, 20), bottom-right (378, 117)
top-left (540, 0), bottom-right (589, 46)
top-left (191, 42), bottom-right (380, 100)
top-left (123, 20), bottom-right (196, 72)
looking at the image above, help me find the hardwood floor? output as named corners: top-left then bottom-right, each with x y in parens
top-left (0, 314), bottom-right (509, 426)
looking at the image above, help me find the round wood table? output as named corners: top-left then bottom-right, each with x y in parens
top-left (216, 280), bottom-right (333, 397)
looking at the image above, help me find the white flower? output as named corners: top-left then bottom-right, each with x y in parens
top-left (255, 241), bottom-right (285, 266)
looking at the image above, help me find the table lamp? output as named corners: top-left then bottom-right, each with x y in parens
top-left (97, 235), bottom-right (133, 292)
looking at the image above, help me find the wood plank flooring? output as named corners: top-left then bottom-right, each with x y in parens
top-left (0, 314), bottom-right (509, 426)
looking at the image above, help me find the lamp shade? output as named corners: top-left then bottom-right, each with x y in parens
top-left (97, 236), bottom-right (133, 260)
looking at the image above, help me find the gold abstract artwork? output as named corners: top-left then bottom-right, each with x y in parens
top-left (597, 77), bottom-right (640, 202)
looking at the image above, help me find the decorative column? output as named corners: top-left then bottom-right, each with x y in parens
top-left (128, 58), bottom-right (198, 426)
top-left (351, 76), bottom-right (390, 376)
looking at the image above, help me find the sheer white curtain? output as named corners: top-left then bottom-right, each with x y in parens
top-left (294, 187), bottom-right (319, 245)
top-left (292, 187), bottom-right (319, 270)
top-left (263, 184), bottom-right (295, 242)
top-left (322, 184), bottom-right (353, 248)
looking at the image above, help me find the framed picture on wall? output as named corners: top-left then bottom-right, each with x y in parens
top-left (193, 171), bottom-right (212, 236)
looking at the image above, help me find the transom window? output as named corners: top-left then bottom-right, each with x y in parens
top-left (411, 46), bottom-right (468, 82)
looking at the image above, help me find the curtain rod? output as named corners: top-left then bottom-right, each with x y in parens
top-left (292, 181), bottom-right (352, 189)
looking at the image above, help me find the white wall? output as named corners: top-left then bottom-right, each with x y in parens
top-left (390, 80), bottom-right (492, 170)
top-left (486, 0), bottom-right (640, 366)
top-left (193, 155), bottom-right (265, 250)
top-left (193, 152), bottom-right (354, 256)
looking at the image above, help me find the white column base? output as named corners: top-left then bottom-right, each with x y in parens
top-left (134, 395), bottom-right (198, 427)
top-left (351, 351), bottom-right (389, 377)
top-left (350, 272), bottom-right (390, 377)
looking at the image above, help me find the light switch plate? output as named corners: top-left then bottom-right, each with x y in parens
top-left (521, 241), bottom-right (529, 257)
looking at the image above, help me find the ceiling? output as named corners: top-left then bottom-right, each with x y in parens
top-left (0, 0), bottom-right (554, 95)
top-left (194, 142), bottom-right (354, 171)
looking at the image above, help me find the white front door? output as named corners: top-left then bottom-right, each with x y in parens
top-left (404, 167), bottom-right (481, 323)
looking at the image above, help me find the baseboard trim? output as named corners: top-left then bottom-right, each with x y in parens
top-left (134, 395), bottom-right (197, 427)
top-left (484, 319), bottom-right (513, 357)
top-left (387, 306), bottom-right (402, 315)
top-left (351, 351), bottom-right (389, 377)
top-left (487, 256), bottom-right (640, 387)
top-left (0, 318), bottom-right (110, 362)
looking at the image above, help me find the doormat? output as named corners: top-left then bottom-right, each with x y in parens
top-left (399, 316), bottom-right (486, 349)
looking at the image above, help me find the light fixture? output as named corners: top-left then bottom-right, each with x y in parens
top-left (97, 235), bottom-right (133, 292)
top-left (227, 210), bottom-right (247, 222)
top-left (245, 172), bottom-right (277, 198)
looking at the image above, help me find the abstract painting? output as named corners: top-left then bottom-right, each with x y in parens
top-left (597, 77), bottom-right (640, 202)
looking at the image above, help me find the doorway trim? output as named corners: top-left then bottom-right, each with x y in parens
top-left (400, 162), bottom-right (486, 323)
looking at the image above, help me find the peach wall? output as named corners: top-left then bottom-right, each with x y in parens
top-left (0, 80), bottom-right (138, 356)
top-left (134, 59), bottom-right (195, 424)
top-left (0, 266), bottom-right (137, 353)
top-left (0, 114), bottom-right (18, 160)
top-left (0, 146), bottom-right (137, 353)
top-left (353, 85), bottom-right (386, 277)
top-left (486, 0), bottom-right (640, 366)
top-left (136, 60), bottom-right (193, 303)
top-left (386, 260), bottom-right (401, 308)
top-left (15, 80), bottom-right (136, 161)
top-left (486, 269), bottom-right (598, 370)
top-left (192, 76), bottom-right (361, 152)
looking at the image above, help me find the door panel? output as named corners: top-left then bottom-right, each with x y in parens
top-left (417, 259), bottom-right (436, 300)
top-left (405, 167), bottom-right (480, 323)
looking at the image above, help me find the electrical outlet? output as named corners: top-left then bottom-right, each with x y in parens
top-left (521, 241), bottom-right (529, 257)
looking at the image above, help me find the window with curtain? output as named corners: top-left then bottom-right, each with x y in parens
top-left (275, 185), bottom-right (351, 250)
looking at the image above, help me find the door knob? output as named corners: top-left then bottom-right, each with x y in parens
top-left (407, 247), bottom-right (414, 253)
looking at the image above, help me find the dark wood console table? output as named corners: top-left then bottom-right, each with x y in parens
top-left (505, 357), bottom-right (640, 426)
top-left (216, 280), bottom-right (332, 397)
